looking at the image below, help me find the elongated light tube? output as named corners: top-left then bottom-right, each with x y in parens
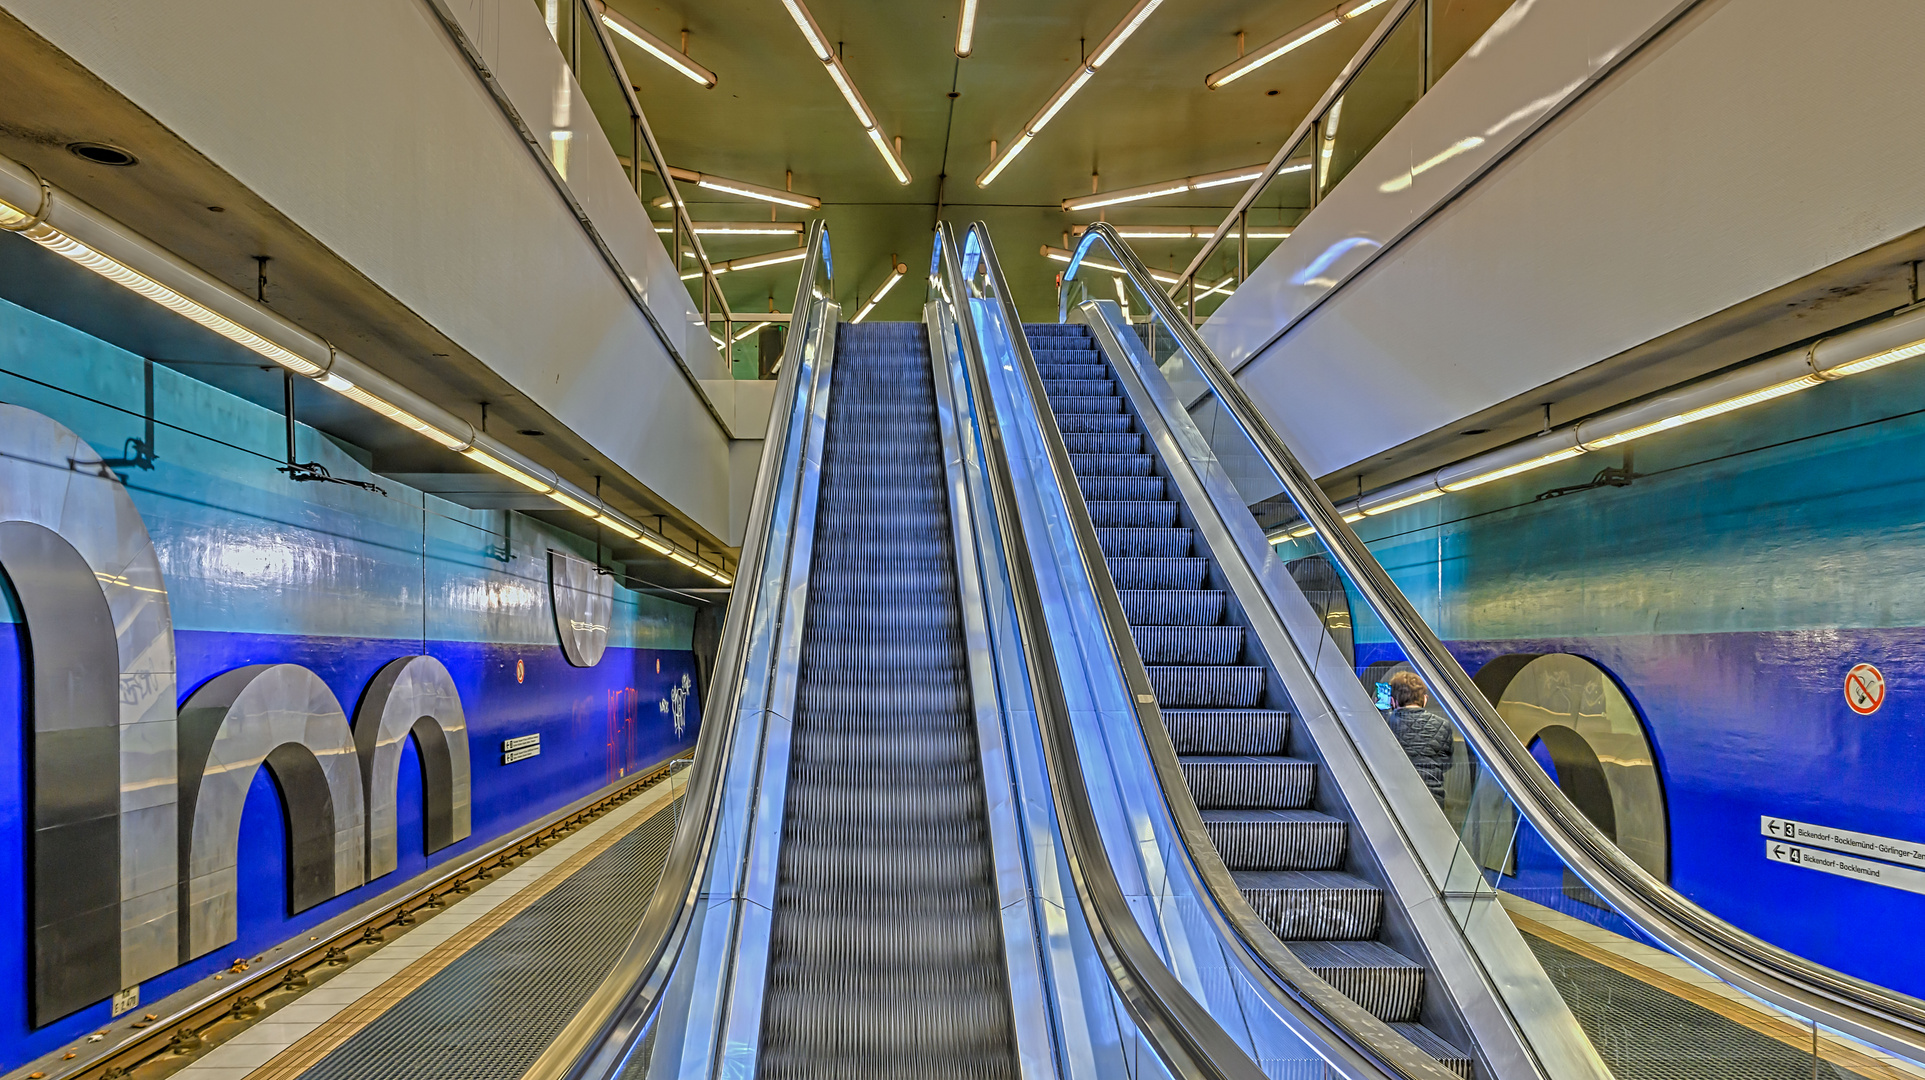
top-left (599, 6), bottom-right (716, 88)
top-left (978, 0), bottom-right (1164, 186)
top-left (1042, 246), bottom-right (1180, 286)
top-left (655, 221), bottom-right (807, 235)
top-left (956, 0), bottom-right (979, 56)
top-left (1075, 224), bottom-right (1293, 240)
top-left (1441, 445), bottom-right (1585, 491)
top-left (681, 246), bottom-right (809, 280)
top-left (1581, 376), bottom-right (1823, 449)
top-left (0, 187), bottom-right (736, 583)
top-left (1063, 163), bottom-right (1299, 212)
top-left (697, 178), bottom-right (818, 209)
top-left (780, 0), bottom-right (912, 184)
top-left (852, 262), bottom-right (909, 323)
top-left (1207, 0), bottom-right (1389, 89)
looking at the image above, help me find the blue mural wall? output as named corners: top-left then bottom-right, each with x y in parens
top-left (0, 295), bottom-right (703, 1065)
top-left (1286, 348), bottom-right (1925, 997)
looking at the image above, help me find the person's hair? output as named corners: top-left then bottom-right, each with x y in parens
top-left (1388, 670), bottom-right (1428, 708)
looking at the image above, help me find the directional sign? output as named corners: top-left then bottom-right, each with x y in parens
top-left (1766, 841), bottom-right (1925, 897)
top-left (1845, 663), bottom-right (1886, 715)
top-left (1761, 816), bottom-right (1925, 868)
top-left (502, 733), bottom-right (542, 764)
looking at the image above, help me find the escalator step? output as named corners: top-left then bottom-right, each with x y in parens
top-left (1163, 709), bottom-right (1291, 754)
top-left (1287, 940), bottom-right (1425, 1023)
top-left (1391, 1024), bottom-right (1473, 1080)
top-left (1133, 626), bottom-right (1243, 664)
top-left (1109, 557), bottom-right (1208, 590)
top-left (1180, 755), bottom-right (1315, 809)
top-left (1097, 527), bottom-right (1193, 558)
top-left (1055, 413), bottom-right (1135, 434)
top-left (1068, 453), bottom-right (1155, 477)
top-left (1148, 663), bottom-right (1264, 707)
top-left (1044, 378), bottom-right (1117, 397)
top-left (1202, 809), bottom-right (1346, 869)
top-left (1233, 870), bottom-right (1384, 939)
top-left (1078, 474), bottom-right (1165, 500)
top-left (1117, 589), bottom-right (1224, 625)
top-left (1050, 395), bottom-right (1126, 414)
top-left (1037, 363), bottom-right (1111, 381)
top-left (1064, 432), bottom-right (1144, 454)
top-left (1087, 501), bottom-right (1179, 528)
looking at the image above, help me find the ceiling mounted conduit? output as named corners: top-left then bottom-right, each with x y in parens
top-left (0, 153), bottom-right (733, 585)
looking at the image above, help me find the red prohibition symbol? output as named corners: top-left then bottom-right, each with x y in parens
top-left (1845, 663), bottom-right (1885, 715)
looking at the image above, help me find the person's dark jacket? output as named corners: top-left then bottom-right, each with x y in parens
top-left (1388, 705), bottom-right (1453, 803)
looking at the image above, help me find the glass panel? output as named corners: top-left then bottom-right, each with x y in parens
top-left (1319, 2), bottom-right (1422, 195)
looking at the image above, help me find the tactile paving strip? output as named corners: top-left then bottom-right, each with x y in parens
top-left (1525, 936), bottom-right (1871, 1080)
top-left (293, 801), bottom-right (679, 1080)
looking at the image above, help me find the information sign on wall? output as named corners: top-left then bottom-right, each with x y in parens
top-left (502, 733), bottom-right (542, 764)
top-left (1765, 842), bottom-right (1925, 897)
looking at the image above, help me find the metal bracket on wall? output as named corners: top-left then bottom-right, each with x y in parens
top-left (1534, 448), bottom-right (1641, 502)
top-left (278, 370), bottom-right (387, 495)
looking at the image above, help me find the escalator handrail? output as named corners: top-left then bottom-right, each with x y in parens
top-left (940, 220), bottom-right (1367, 1080)
top-left (524, 220), bottom-right (835, 1080)
top-left (1063, 220), bottom-right (1925, 1061)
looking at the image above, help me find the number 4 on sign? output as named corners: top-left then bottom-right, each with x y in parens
top-left (1845, 663), bottom-right (1886, 716)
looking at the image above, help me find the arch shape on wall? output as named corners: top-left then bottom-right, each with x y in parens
top-left (549, 548), bottom-right (612, 667)
top-left (354, 655), bottom-right (472, 879)
top-left (1471, 652), bottom-right (1670, 883)
top-left (176, 664), bottom-right (366, 962)
top-left (0, 403), bottom-right (179, 1022)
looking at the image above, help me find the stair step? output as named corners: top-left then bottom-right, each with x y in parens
top-left (1088, 501), bottom-right (1178, 528)
top-left (1069, 453), bottom-right (1155, 477)
top-left (1037, 363), bottom-right (1111, 382)
top-left (1044, 378), bottom-right (1117, 397)
top-left (1180, 755), bottom-right (1315, 809)
top-left (1133, 625), bottom-right (1242, 665)
top-left (1055, 413), bottom-right (1135, 434)
top-left (1078, 475), bottom-right (1164, 501)
top-left (1288, 940), bottom-right (1425, 1023)
top-left (1064, 432), bottom-right (1143, 455)
top-left (1203, 810), bottom-right (1345, 870)
top-left (1049, 395), bottom-right (1124, 414)
top-left (1108, 557), bottom-right (1207, 590)
top-left (1118, 588), bottom-right (1224, 625)
top-left (1233, 870), bottom-right (1384, 939)
top-left (1164, 709), bottom-right (1291, 754)
top-left (1392, 1024), bottom-right (1473, 1079)
top-left (1096, 527), bottom-right (1191, 558)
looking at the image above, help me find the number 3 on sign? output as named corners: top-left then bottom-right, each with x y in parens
top-left (1845, 663), bottom-right (1885, 715)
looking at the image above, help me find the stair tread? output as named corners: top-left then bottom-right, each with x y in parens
top-left (1178, 754), bottom-right (1313, 767)
top-left (1201, 808), bottom-right (1339, 825)
top-left (1392, 1024), bottom-right (1472, 1072)
top-left (1286, 939), bottom-right (1423, 970)
top-left (1232, 868), bottom-right (1378, 891)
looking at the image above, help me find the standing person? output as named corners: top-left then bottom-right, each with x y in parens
top-left (1386, 670), bottom-right (1452, 807)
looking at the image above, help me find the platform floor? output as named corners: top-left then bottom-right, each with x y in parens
top-left (168, 777), bottom-right (684, 1080)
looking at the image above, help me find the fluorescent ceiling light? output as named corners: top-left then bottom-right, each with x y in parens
top-left (599, 6), bottom-right (716, 88)
top-left (1820, 336), bottom-right (1925, 377)
top-left (852, 262), bottom-right (909, 323)
top-left (1042, 246), bottom-right (1180, 286)
top-left (780, 0), bottom-right (912, 184)
top-left (464, 447), bottom-right (555, 492)
top-left (1063, 163), bottom-right (1278, 211)
top-left (698, 178), bottom-right (818, 209)
top-left (681, 246), bottom-right (808, 279)
top-left (1362, 486), bottom-right (1444, 515)
top-left (316, 374), bottom-right (468, 450)
top-left (956, 0), bottom-right (979, 56)
top-left (654, 221), bottom-right (807, 235)
top-left (1074, 224), bottom-right (1292, 240)
top-left (731, 320), bottom-right (773, 343)
top-left (1207, 0), bottom-right (1388, 89)
top-left (547, 488), bottom-right (603, 517)
top-left (1440, 445), bottom-right (1586, 491)
top-left (1583, 376), bottom-right (1823, 449)
top-left (978, 0), bottom-right (1165, 186)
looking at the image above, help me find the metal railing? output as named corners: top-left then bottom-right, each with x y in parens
top-left (1068, 220), bottom-right (1925, 1064)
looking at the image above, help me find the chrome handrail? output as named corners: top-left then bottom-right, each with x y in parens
top-left (1070, 221), bottom-right (1925, 1062)
top-left (933, 221), bottom-right (1272, 1080)
top-left (523, 221), bottom-right (833, 1080)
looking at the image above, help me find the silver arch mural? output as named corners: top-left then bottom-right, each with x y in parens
top-left (549, 548), bottom-right (613, 667)
top-left (1, 402), bottom-right (474, 1020)
top-left (0, 404), bottom-right (178, 1022)
top-left (177, 664), bottom-right (368, 961)
top-left (355, 655), bottom-right (473, 879)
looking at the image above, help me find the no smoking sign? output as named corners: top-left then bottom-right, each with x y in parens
top-left (1845, 663), bottom-right (1886, 715)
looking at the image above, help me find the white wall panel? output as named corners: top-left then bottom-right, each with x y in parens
top-left (6, 0), bottom-right (735, 535)
top-left (1202, 0), bottom-right (1925, 478)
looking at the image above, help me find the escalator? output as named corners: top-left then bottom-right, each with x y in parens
top-left (758, 321), bottom-right (1019, 1078)
top-left (1022, 320), bottom-right (1471, 1074)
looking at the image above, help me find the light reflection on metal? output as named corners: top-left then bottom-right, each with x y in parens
top-left (550, 549), bottom-right (614, 667)
top-left (355, 656), bottom-right (474, 880)
top-left (0, 404), bottom-right (179, 1021)
top-left (177, 664), bottom-right (367, 961)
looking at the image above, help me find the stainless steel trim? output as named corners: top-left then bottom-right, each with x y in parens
top-left (520, 221), bottom-right (835, 1080)
top-left (1070, 220), bottom-right (1925, 1062)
